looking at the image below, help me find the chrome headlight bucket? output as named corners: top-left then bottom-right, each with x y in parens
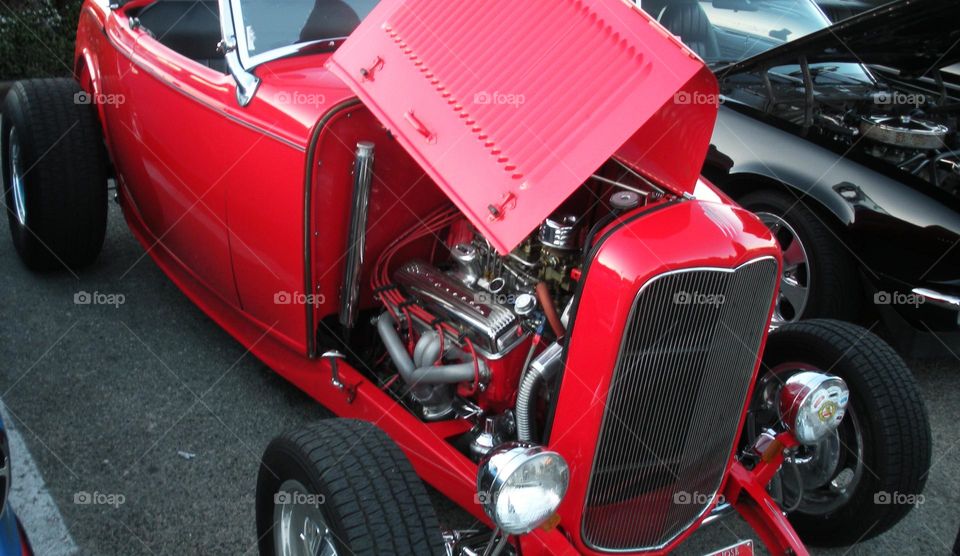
top-left (476, 443), bottom-right (569, 535)
top-left (779, 372), bottom-right (850, 445)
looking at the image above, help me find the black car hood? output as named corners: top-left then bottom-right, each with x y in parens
top-left (719, 0), bottom-right (960, 78)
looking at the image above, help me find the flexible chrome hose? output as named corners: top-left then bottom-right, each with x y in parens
top-left (516, 342), bottom-right (564, 442)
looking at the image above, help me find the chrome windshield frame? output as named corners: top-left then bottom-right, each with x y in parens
top-left (227, 0), bottom-right (347, 70)
top-left (219, 0), bottom-right (346, 106)
top-left (217, 0), bottom-right (259, 106)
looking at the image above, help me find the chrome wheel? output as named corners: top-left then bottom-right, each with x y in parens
top-left (273, 479), bottom-right (337, 556)
top-left (757, 212), bottom-right (810, 325)
top-left (786, 408), bottom-right (864, 515)
top-left (8, 126), bottom-right (27, 227)
top-left (755, 363), bottom-right (865, 516)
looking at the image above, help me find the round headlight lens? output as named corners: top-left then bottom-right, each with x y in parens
top-left (477, 444), bottom-right (569, 535)
top-left (779, 371), bottom-right (849, 445)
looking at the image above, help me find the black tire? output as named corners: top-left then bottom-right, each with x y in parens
top-left (255, 419), bottom-right (445, 556)
top-left (738, 189), bottom-right (860, 322)
top-left (760, 319), bottom-right (931, 546)
top-left (1, 78), bottom-right (108, 271)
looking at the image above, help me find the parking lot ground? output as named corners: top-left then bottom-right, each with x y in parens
top-left (0, 203), bottom-right (957, 555)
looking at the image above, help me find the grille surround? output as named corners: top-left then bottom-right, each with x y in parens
top-left (581, 257), bottom-right (778, 552)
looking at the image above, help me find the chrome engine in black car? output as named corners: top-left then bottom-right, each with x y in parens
top-left (813, 101), bottom-right (958, 196)
top-left (723, 70), bottom-right (960, 197)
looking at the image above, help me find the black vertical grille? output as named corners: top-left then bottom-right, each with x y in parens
top-left (582, 258), bottom-right (778, 551)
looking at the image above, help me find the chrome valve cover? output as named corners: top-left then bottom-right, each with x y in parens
top-left (394, 260), bottom-right (525, 357)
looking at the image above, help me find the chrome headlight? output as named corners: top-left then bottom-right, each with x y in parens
top-left (476, 443), bottom-right (569, 535)
top-left (779, 372), bottom-right (849, 445)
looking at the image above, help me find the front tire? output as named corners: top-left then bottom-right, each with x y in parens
top-left (1, 78), bottom-right (108, 271)
top-left (756, 319), bottom-right (931, 546)
top-left (255, 419), bottom-right (446, 556)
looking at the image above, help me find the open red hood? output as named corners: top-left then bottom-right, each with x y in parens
top-left (328, 0), bottom-right (718, 254)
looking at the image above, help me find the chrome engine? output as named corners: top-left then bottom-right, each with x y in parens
top-left (818, 108), bottom-right (959, 194)
top-left (393, 260), bottom-right (525, 357)
top-left (370, 179), bottom-right (660, 458)
top-left (375, 209), bottom-right (592, 448)
top-left (447, 213), bottom-right (584, 308)
top-left (726, 69), bottom-right (960, 197)
top-left (394, 211), bottom-right (586, 357)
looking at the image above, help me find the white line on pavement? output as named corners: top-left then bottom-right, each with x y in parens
top-left (0, 402), bottom-right (79, 555)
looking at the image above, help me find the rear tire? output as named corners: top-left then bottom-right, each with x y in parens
top-left (759, 319), bottom-right (930, 546)
top-left (255, 419), bottom-right (446, 556)
top-left (1, 78), bottom-right (108, 271)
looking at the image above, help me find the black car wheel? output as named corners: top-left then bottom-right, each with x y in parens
top-left (255, 419), bottom-right (446, 556)
top-left (1, 78), bottom-right (108, 271)
top-left (750, 319), bottom-right (931, 546)
top-left (738, 189), bottom-right (860, 325)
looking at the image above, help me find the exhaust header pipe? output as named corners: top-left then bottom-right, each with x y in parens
top-left (339, 141), bottom-right (375, 329)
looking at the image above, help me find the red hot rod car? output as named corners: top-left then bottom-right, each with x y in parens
top-left (1, 0), bottom-right (931, 554)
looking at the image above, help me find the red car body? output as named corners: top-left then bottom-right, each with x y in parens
top-left (72, 0), bottom-right (807, 553)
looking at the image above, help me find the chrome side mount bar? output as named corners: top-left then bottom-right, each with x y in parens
top-left (339, 141), bottom-right (375, 329)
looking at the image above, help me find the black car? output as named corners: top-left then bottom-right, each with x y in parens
top-left (643, 0), bottom-right (960, 354)
top-left (815, 0), bottom-right (889, 20)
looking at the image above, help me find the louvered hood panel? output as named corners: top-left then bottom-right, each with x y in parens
top-left (329, 0), bottom-right (718, 254)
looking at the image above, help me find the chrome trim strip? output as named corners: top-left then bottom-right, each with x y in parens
top-left (912, 287), bottom-right (960, 311)
top-left (581, 257), bottom-right (778, 552)
top-left (102, 23), bottom-right (301, 150)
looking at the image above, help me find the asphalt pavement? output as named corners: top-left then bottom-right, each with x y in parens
top-left (0, 202), bottom-right (957, 555)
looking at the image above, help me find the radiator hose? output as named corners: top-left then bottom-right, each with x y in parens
top-left (516, 342), bottom-right (565, 442)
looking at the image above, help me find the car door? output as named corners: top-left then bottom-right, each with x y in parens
top-left (100, 1), bottom-right (318, 351)
top-left (105, 0), bottom-right (245, 305)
